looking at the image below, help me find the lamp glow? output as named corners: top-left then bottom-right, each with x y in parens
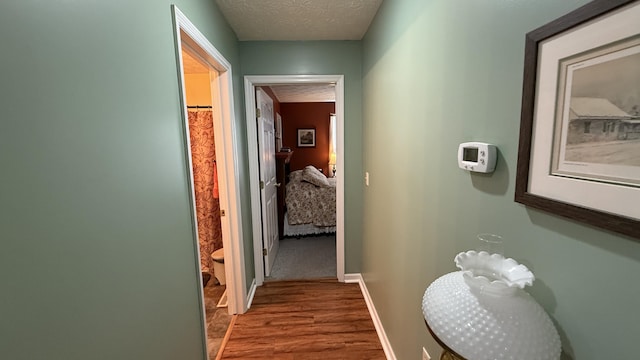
top-left (329, 152), bottom-right (337, 177)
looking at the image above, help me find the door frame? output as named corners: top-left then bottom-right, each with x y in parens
top-left (244, 75), bottom-right (345, 286)
top-left (172, 5), bottom-right (247, 321)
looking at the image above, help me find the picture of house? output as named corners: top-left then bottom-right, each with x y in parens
top-left (566, 97), bottom-right (637, 144)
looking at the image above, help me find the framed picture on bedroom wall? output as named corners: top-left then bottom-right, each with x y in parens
top-left (297, 128), bottom-right (316, 148)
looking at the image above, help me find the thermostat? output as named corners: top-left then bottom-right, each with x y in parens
top-left (458, 142), bottom-right (497, 173)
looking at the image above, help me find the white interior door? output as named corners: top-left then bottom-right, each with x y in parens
top-left (256, 88), bottom-right (279, 276)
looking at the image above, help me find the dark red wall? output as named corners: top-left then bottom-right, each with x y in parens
top-left (280, 102), bottom-right (335, 174)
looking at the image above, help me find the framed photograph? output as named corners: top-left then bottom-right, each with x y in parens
top-left (297, 128), bottom-right (316, 147)
top-left (515, 0), bottom-right (640, 240)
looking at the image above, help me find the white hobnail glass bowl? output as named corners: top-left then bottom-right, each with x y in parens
top-left (422, 250), bottom-right (561, 360)
top-left (455, 250), bottom-right (534, 296)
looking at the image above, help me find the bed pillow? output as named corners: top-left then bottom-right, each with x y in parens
top-left (302, 166), bottom-right (330, 187)
top-left (288, 170), bottom-right (303, 183)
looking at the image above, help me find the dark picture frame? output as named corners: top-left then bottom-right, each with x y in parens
top-left (297, 128), bottom-right (316, 148)
top-left (515, 0), bottom-right (640, 240)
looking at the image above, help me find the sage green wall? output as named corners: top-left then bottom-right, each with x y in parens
top-left (362, 1), bottom-right (640, 359)
top-left (239, 41), bottom-right (364, 273)
top-left (0, 1), bottom-right (251, 359)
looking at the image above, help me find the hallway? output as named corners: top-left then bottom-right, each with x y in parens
top-left (219, 279), bottom-right (385, 359)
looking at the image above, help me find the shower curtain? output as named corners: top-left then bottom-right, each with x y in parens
top-left (188, 109), bottom-right (223, 274)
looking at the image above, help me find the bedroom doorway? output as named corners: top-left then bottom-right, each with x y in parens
top-left (245, 75), bottom-right (345, 286)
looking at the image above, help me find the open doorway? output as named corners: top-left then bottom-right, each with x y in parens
top-left (258, 86), bottom-right (337, 281)
top-left (244, 75), bottom-right (345, 287)
top-left (180, 46), bottom-right (231, 359)
top-left (172, 4), bottom-right (248, 358)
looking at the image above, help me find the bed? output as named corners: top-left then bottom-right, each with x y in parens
top-left (284, 166), bottom-right (337, 237)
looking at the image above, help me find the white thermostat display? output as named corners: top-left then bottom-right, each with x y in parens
top-left (458, 142), bottom-right (497, 173)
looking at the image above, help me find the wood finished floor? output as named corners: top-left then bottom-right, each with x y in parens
top-left (219, 279), bottom-right (386, 360)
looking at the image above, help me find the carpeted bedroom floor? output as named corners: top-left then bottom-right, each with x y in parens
top-left (266, 234), bottom-right (337, 281)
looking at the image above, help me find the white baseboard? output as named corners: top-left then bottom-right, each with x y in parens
top-left (344, 273), bottom-right (396, 360)
top-left (245, 278), bottom-right (257, 311)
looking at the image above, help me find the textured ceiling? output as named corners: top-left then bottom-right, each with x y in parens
top-left (270, 84), bottom-right (335, 103)
top-left (185, 0), bottom-right (368, 102)
top-left (182, 50), bottom-right (334, 102)
top-left (215, 0), bottom-right (383, 41)
top-left (182, 50), bottom-right (208, 74)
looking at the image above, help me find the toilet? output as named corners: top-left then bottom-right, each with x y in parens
top-left (211, 248), bottom-right (226, 285)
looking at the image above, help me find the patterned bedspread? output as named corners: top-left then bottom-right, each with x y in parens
top-left (285, 172), bottom-right (336, 227)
